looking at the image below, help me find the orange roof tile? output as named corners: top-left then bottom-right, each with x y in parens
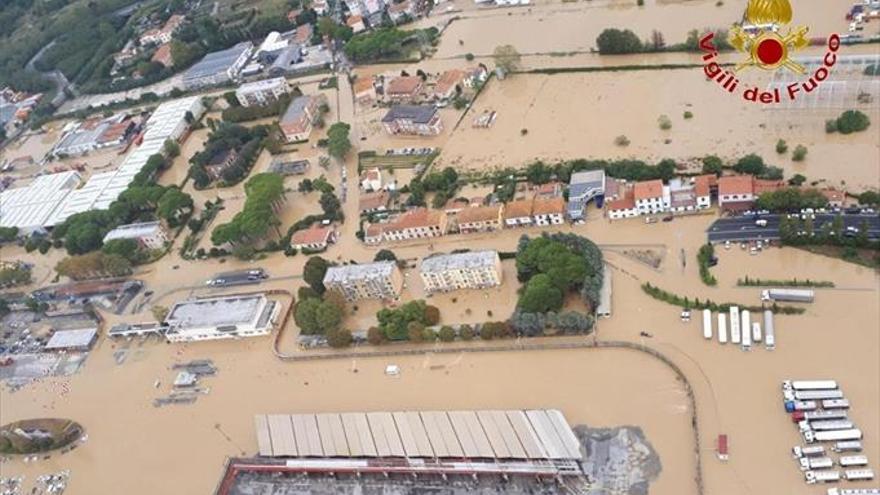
top-left (633, 179), bottom-right (663, 200)
top-left (606, 189), bottom-right (635, 211)
top-left (386, 76), bottom-right (422, 96)
top-left (346, 14), bottom-right (364, 27)
top-left (353, 77), bottom-right (374, 95)
top-left (532, 197), bottom-right (565, 216)
top-left (365, 224), bottom-right (384, 238)
top-left (503, 199), bottom-right (533, 219)
top-left (718, 175), bottom-right (754, 195)
top-left (291, 225), bottom-right (333, 245)
top-left (359, 191), bottom-right (390, 211)
top-left (385, 208), bottom-right (445, 232)
top-left (693, 175), bottom-right (714, 197)
top-left (457, 204), bottom-right (502, 224)
top-left (434, 69), bottom-right (465, 96)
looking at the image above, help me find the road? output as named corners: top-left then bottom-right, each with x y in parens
top-left (707, 213), bottom-right (880, 243)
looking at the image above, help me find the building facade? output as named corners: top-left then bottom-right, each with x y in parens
top-left (420, 250), bottom-right (503, 294)
top-left (381, 208), bottom-right (448, 242)
top-left (323, 261), bottom-right (404, 301)
top-left (235, 77), bottom-right (291, 107)
top-left (633, 179), bottom-right (669, 215)
top-left (456, 204), bottom-right (503, 233)
top-left (532, 197), bottom-right (565, 225)
top-left (280, 94), bottom-right (325, 142)
top-left (718, 175), bottom-right (755, 211)
top-left (102, 221), bottom-right (169, 250)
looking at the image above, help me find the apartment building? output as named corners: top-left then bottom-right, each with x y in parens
top-left (385, 76), bottom-right (423, 102)
top-left (456, 204), bottom-right (503, 234)
top-left (381, 208), bottom-right (448, 242)
top-left (718, 175), bottom-right (755, 211)
top-left (420, 250), bottom-right (503, 294)
top-left (633, 179), bottom-right (669, 215)
top-left (606, 188), bottom-right (639, 220)
top-left (323, 261), bottom-right (403, 301)
top-left (235, 77), bottom-right (291, 107)
top-left (280, 94), bottom-right (325, 142)
top-left (381, 105), bottom-right (443, 136)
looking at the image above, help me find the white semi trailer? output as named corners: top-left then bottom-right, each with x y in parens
top-left (764, 310), bottom-right (775, 350)
top-left (729, 306), bottom-right (741, 344)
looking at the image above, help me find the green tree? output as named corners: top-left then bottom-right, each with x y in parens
top-left (733, 153), bottom-right (767, 176)
top-left (101, 238), bottom-right (145, 263)
top-left (492, 44), bottom-right (521, 73)
top-left (327, 122), bottom-right (352, 160)
top-left (315, 301), bottom-right (343, 333)
top-left (775, 139), bottom-right (788, 154)
top-left (596, 28), bottom-right (643, 54)
top-left (367, 326), bottom-right (384, 345)
top-left (791, 145), bottom-right (808, 162)
top-left (858, 191), bottom-right (880, 206)
top-left (459, 324), bottom-right (474, 340)
top-left (326, 328), bottom-right (353, 348)
top-left (156, 188), bottom-right (193, 223)
top-left (788, 174), bottom-right (807, 186)
top-left (163, 139), bottom-right (181, 158)
top-left (835, 110), bottom-right (870, 134)
top-left (303, 256), bottom-right (330, 293)
top-left (294, 298), bottom-right (322, 334)
top-left (424, 305), bottom-right (441, 325)
top-left (701, 155), bottom-right (723, 176)
top-left (438, 326), bottom-right (455, 342)
top-left (518, 274), bottom-right (564, 313)
top-left (374, 249), bottom-right (397, 262)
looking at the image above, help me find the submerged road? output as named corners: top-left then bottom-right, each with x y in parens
top-left (707, 213), bottom-right (880, 243)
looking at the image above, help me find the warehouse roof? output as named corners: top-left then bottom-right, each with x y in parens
top-left (184, 42), bottom-right (253, 82)
top-left (254, 409), bottom-right (582, 461)
top-left (44, 327), bottom-right (98, 350)
top-left (103, 221), bottom-right (164, 243)
top-left (420, 250), bottom-right (499, 274)
top-left (381, 105), bottom-right (438, 124)
top-left (166, 294), bottom-right (268, 329)
top-left (0, 171), bottom-right (81, 231)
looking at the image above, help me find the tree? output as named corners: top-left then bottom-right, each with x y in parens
top-left (492, 45), bottom-right (521, 74)
top-left (327, 122), bottom-right (352, 160)
top-left (294, 298), bottom-right (322, 334)
top-left (326, 328), bottom-right (353, 348)
top-left (733, 153), bottom-right (767, 176)
top-left (650, 30), bottom-right (666, 51)
top-left (791, 145), bottom-right (808, 162)
top-left (0, 227), bottom-right (19, 243)
top-left (303, 256), bottom-right (330, 293)
top-left (459, 324), bottom-right (474, 340)
top-left (164, 139), bottom-right (181, 158)
top-left (315, 301), bottom-right (343, 333)
top-left (518, 274), bottom-right (564, 313)
top-left (858, 191), bottom-right (880, 206)
top-left (702, 155), bottom-right (723, 176)
top-left (596, 28), bottom-right (643, 54)
top-left (151, 305), bottom-right (169, 322)
top-left (424, 305), bottom-right (441, 325)
top-left (320, 191), bottom-right (341, 219)
top-left (775, 139), bottom-right (788, 154)
top-left (374, 249), bottom-right (397, 262)
top-left (101, 238), bottom-right (144, 263)
top-left (367, 326), bottom-right (384, 345)
top-left (156, 188), bottom-right (193, 223)
top-left (438, 326), bottom-right (455, 342)
top-left (788, 174), bottom-right (807, 186)
top-left (298, 286), bottom-right (321, 301)
top-left (658, 115), bottom-right (672, 130)
top-left (835, 110), bottom-right (870, 134)
top-left (407, 321), bottom-right (425, 341)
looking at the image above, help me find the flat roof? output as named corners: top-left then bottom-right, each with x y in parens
top-left (166, 294), bottom-right (266, 329)
top-left (0, 171), bottom-right (81, 230)
top-left (103, 221), bottom-right (163, 243)
top-left (381, 105), bottom-right (438, 124)
top-left (324, 261), bottom-right (396, 285)
top-left (254, 409), bottom-right (582, 461)
top-left (44, 327), bottom-right (98, 350)
top-left (184, 42), bottom-right (252, 81)
top-left (420, 250), bottom-right (499, 274)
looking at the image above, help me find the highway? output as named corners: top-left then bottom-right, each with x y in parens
top-left (707, 213), bottom-right (880, 243)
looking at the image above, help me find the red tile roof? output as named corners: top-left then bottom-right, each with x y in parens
top-left (753, 179), bottom-right (785, 194)
top-left (359, 191), bottom-right (390, 211)
top-left (503, 199), bottom-right (533, 219)
top-left (151, 43), bottom-right (173, 66)
top-left (434, 69), bottom-right (465, 96)
top-left (386, 76), bottom-right (422, 96)
top-left (385, 208), bottom-right (445, 232)
top-left (532, 197), bottom-right (565, 216)
top-left (291, 225), bottom-right (334, 246)
top-left (457, 204), bottom-right (502, 224)
top-left (718, 175), bottom-right (754, 196)
top-left (693, 174), bottom-right (714, 197)
top-left (606, 189), bottom-right (635, 211)
top-left (353, 77), bottom-right (375, 95)
top-left (633, 179), bottom-right (663, 200)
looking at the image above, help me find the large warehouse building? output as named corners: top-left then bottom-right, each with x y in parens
top-left (163, 293), bottom-right (279, 342)
top-left (0, 96), bottom-right (204, 233)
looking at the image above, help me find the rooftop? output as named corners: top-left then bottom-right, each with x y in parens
top-left (821, 188), bottom-right (845, 202)
top-left (238, 77), bottom-right (289, 93)
top-left (421, 250), bottom-right (499, 274)
top-left (281, 94), bottom-right (317, 125)
top-left (605, 189), bottom-right (635, 211)
top-left (504, 199), bottom-right (533, 219)
top-left (382, 105), bottom-right (438, 124)
top-left (102, 221), bottom-right (163, 243)
top-left (353, 77), bottom-right (374, 94)
top-left (718, 175), bottom-right (754, 195)
top-left (386, 76), bottom-right (422, 95)
top-left (166, 294), bottom-right (267, 329)
top-left (44, 328), bottom-right (98, 350)
top-left (324, 261), bottom-right (397, 284)
top-left (384, 207), bottom-right (445, 231)
top-left (693, 174), bottom-right (715, 197)
top-left (633, 179), bottom-right (664, 200)
top-left (290, 225), bottom-right (334, 245)
top-left (434, 69), bottom-right (465, 95)
top-left (359, 191), bottom-right (390, 211)
top-left (457, 204), bottom-right (502, 224)
top-left (0, 171), bottom-right (81, 230)
top-left (532, 196), bottom-right (565, 215)
top-left (184, 42), bottom-right (252, 81)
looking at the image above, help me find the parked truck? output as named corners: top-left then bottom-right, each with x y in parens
top-left (793, 445), bottom-right (827, 458)
top-left (804, 429), bottom-right (863, 444)
top-left (833, 441), bottom-right (863, 453)
top-left (751, 322), bottom-right (762, 342)
top-left (792, 410), bottom-right (848, 422)
top-left (702, 309), bottom-right (712, 339)
top-left (784, 380), bottom-right (839, 391)
top-left (823, 399), bottom-right (851, 410)
top-left (843, 469), bottom-right (874, 481)
top-left (718, 313), bottom-right (728, 344)
top-left (764, 310), bottom-right (775, 350)
top-left (729, 306), bottom-right (741, 344)
top-left (801, 456), bottom-right (835, 471)
top-left (806, 470), bottom-right (841, 484)
top-left (839, 456), bottom-right (869, 467)
top-left (761, 288), bottom-right (815, 303)
top-left (785, 400), bottom-right (818, 412)
top-left (740, 310), bottom-right (751, 350)
top-left (806, 420), bottom-right (855, 431)
top-left (826, 488), bottom-right (880, 495)
top-left (795, 390), bottom-right (845, 401)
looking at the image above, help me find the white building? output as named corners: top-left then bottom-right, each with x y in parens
top-left (360, 167), bottom-right (383, 191)
top-left (102, 221), bottom-right (169, 250)
top-left (420, 250), bottom-right (503, 294)
top-left (163, 294), bottom-right (280, 343)
top-left (0, 171), bottom-right (81, 234)
top-left (633, 179), bottom-right (669, 215)
top-left (323, 261), bottom-right (404, 301)
top-left (235, 77), bottom-right (291, 107)
top-left (605, 189), bottom-right (639, 220)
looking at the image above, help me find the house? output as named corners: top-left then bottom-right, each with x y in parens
top-left (388, 0), bottom-right (414, 23)
top-left (139, 14), bottom-right (184, 46)
top-left (290, 225), bottom-right (337, 251)
top-left (323, 261), bottom-right (403, 301)
top-left (279, 94), bottom-right (325, 142)
top-left (359, 191), bottom-right (391, 214)
top-left (235, 77), bottom-right (291, 107)
top-left (633, 179), bottom-right (669, 215)
top-left (606, 189), bottom-right (639, 220)
top-left (718, 175), bottom-right (755, 211)
top-left (346, 15), bottom-right (366, 33)
top-left (432, 69), bottom-right (465, 101)
top-left (532, 197), bottom-right (565, 225)
top-left (381, 105), bottom-right (443, 136)
top-left (693, 174), bottom-right (715, 209)
top-left (567, 170), bottom-right (605, 221)
top-left (381, 208), bottom-right (448, 242)
top-left (457, 204), bottom-right (503, 233)
top-left (534, 182), bottom-right (562, 199)
top-left (353, 77), bottom-right (377, 106)
top-left (313, 0), bottom-right (329, 15)
top-left (360, 167), bottom-right (383, 191)
top-left (821, 188), bottom-right (845, 208)
top-left (503, 199), bottom-right (533, 228)
top-left (151, 43), bottom-right (174, 67)
top-left (420, 250), bottom-right (503, 294)
top-left (102, 221), bottom-right (169, 250)
top-left (667, 178), bottom-right (697, 213)
top-left (204, 149), bottom-right (239, 180)
top-left (463, 65), bottom-right (489, 88)
top-left (385, 76), bottom-right (423, 102)
top-left (363, 223), bottom-right (384, 245)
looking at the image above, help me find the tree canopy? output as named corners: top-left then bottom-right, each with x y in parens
top-left (596, 28), bottom-right (643, 54)
top-left (326, 122), bottom-right (352, 160)
top-left (492, 45), bottom-right (521, 73)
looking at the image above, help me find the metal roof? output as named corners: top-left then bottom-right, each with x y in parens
top-left (381, 105), bottom-right (438, 124)
top-left (0, 171), bottom-right (81, 230)
top-left (102, 221), bottom-right (163, 243)
top-left (184, 42), bottom-right (253, 82)
top-left (44, 327), bottom-right (98, 350)
top-left (254, 409), bottom-right (582, 461)
top-left (323, 261), bottom-right (396, 285)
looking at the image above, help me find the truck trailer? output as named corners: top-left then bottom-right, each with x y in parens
top-left (763, 310), bottom-right (775, 350)
top-left (751, 322), bottom-right (762, 342)
top-left (729, 306), bottom-right (741, 344)
top-left (844, 469), bottom-right (875, 481)
top-left (808, 420), bottom-right (855, 431)
top-left (785, 400), bottom-right (818, 412)
top-left (795, 390), bottom-right (845, 401)
top-left (702, 309), bottom-right (712, 339)
top-left (806, 470), bottom-right (841, 484)
top-left (833, 441), bottom-right (863, 453)
top-left (826, 488), bottom-right (880, 495)
top-left (784, 380), bottom-right (839, 391)
top-left (840, 456), bottom-right (869, 467)
top-left (793, 445), bottom-right (827, 458)
top-left (801, 456), bottom-right (835, 471)
top-left (804, 429), bottom-right (863, 444)
top-left (823, 399), bottom-right (851, 410)
top-left (761, 288), bottom-right (815, 303)
top-left (741, 310), bottom-right (751, 350)
top-left (718, 313), bottom-right (728, 344)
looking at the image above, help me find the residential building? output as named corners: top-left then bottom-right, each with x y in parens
top-left (503, 199), bottom-right (533, 228)
top-left (432, 69), bottom-right (465, 101)
top-left (163, 293), bottom-right (280, 342)
top-left (235, 77), bottom-right (291, 107)
top-left (534, 182), bottom-right (562, 199)
top-left (821, 188), bottom-right (845, 208)
top-left (359, 191), bottom-right (390, 214)
top-left (353, 77), bottom-right (377, 106)
top-left (182, 42), bottom-right (254, 90)
top-left (360, 168), bottom-right (383, 191)
top-left (457, 204), bottom-right (503, 233)
top-left (718, 175), bottom-right (755, 211)
top-left (667, 178), bottom-right (697, 213)
top-left (420, 250), bottom-right (503, 294)
top-left (605, 189), bottom-right (639, 220)
top-left (567, 170), bottom-right (605, 220)
top-left (151, 43), bottom-right (174, 67)
top-left (363, 223), bottom-right (384, 245)
top-left (693, 174), bottom-right (715, 209)
top-left (381, 208), bottom-right (448, 242)
top-left (290, 225), bottom-right (336, 251)
top-left (385, 76), bottom-right (423, 102)
top-left (381, 105), bottom-right (443, 136)
top-left (388, 0), bottom-right (414, 23)
top-left (139, 14), bottom-right (184, 46)
top-left (280, 94), bottom-right (325, 142)
top-left (102, 221), bottom-right (169, 250)
top-left (204, 149), bottom-right (239, 180)
top-left (532, 197), bottom-right (565, 225)
top-left (323, 261), bottom-right (404, 301)
top-left (346, 15), bottom-right (366, 33)
top-left (313, 0), bottom-right (329, 15)
top-left (463, 65), bottom-right (489, 88)
top-left (633, 179), bottom-right (669, 215)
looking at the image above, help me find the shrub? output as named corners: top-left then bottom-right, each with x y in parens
top-left (683, 111), bottom-right (693, 119)
top-left (614, 135), bottom-right (630, 147)
top-left (438, 326), bottom-right (455, 342)
top-left (835, 110), bottom-right (870, 134)
top-left (697, 243), bottom-right (717, 286)
top-left (825, 119), bottom-right (838, 133)
top-left (465, 53), bottom-right (475, 61)
top-left (775, 139), bottom-right (788, 154)
top-left (658, 115), bottom-right (672, 130)
top-left (459, 324), bottom-right (474, 340)
top-left (792, 145), bottom-right (808, 162)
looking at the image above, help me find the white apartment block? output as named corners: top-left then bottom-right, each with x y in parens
top-left (235, 77), bottom-right (292, 107)
top-left (420, 250), bottom-right (503, 294)
top-left (323, 261), bottom-right (404, 301)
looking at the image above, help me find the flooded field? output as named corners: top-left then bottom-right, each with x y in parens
top-left (435, 69), bottom-right (880, 190)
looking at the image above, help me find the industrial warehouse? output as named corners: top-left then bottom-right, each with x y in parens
top-left (163, 293), bottom-right (279, 342)
top-left (215, 409), bottom-right (589, 494)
